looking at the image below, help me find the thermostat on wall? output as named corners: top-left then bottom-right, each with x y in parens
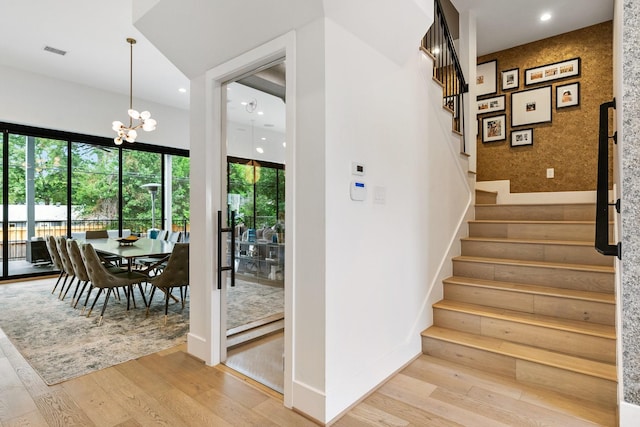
top-left (352, 162), bottom-right (365, 176)
top-left (350, 180), bottom-right (366, 201)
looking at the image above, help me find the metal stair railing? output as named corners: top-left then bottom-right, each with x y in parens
top-left (421, 0), bottom-right (469, 152)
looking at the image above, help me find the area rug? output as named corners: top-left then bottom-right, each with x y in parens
top-left (0, 276), bottom-right (283, 385)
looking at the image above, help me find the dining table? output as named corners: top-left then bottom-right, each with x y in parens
top-left (83, 237), bottom-right (175, 272)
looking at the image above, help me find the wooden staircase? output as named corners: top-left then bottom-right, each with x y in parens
top-left (422, 190), bottom-right (617, 408)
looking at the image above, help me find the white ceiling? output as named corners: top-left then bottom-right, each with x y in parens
top-left (451, 0), bottom-right (614, 56)
top-left (0, 0), bottom-right (615, 113)
top-left (0, 0), bottom-right (190, 110)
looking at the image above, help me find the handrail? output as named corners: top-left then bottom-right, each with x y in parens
top-left (595, 98), bottom-right (620, 258)
top-left (422, 0), bottom-right (469, 151)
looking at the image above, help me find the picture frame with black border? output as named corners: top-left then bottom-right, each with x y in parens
top-left (511, 86), bottom-right (552, 127)
top-left (556, 82), bottom-right (580, 109)
top-left (477, 60), bottom-right (497, 97)
top-left (476, 95), bottom-right (505, 115)
top-left (511, 128), bottom-right (533, 147)
top-left (482, 114), bottom-right (506, 143)
top-left (525, 57), bottom-right (580, 86)
top-left (501, 68), bottom-right (519, 91)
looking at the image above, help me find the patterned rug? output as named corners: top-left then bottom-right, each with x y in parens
top-left (0, 276), bottom-right (283, 385)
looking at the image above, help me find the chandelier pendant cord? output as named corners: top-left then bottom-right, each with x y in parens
top-left (111, 37), bottom-right (157, 145)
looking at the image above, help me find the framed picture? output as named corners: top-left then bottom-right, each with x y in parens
top-left (477, 60), bottom-right (497, 97)
top-left (511, 128), bottom-right (533, 147)
top-left (444, 95), bottom-right (458, 118)
top-left (501, 68), bottom-right (519, 91)
top-left (482, 114), bottom-right (506, 143)
top-left (525, 57), bottom-right (580, 86)
top-left (556, 82), bottom-right (580, 109)
top-left (477, 95), bottom-right (505, 114)
top-left (511, 86), bottom-right (552, 127)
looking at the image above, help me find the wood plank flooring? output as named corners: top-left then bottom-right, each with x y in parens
top-left (0, 323), bottom-right (615, 426)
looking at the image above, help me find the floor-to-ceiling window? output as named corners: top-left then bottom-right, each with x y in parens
top-left (0, 123), bottom-right (189, 280)
top-left (171, 154), bottom-right (190, 233)
top-left (7, 134), bottom-right (67, 276)
top-left (71, 143), bottom-right (119, 233)
top-left (122, 150), bottom-right (163, 234)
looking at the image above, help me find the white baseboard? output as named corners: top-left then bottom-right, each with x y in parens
top-left (475, 180), bottom-right (600, 204)
top-left (187, 332), bottom-right (211, 365)
top-left (292, 380), bottom-right (326, 423)
top-left (620, 401), bottom-right (640, 426)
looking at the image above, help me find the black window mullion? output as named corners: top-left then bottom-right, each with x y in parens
top-left (66, 139), bottom-right (72, 237)
top-left (2, 129), bottom-right (9, 278)
top-left (118, 148), bottom-right (123, 237)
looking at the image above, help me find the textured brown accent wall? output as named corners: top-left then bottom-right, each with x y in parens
top-left (476, 21), bottom-right (613, 193)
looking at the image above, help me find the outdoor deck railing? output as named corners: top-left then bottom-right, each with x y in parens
top-left (2, 218), bottom-right (190, 261)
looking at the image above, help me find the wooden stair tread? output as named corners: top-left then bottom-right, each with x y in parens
top-left (470, 219), bottom-right (600, 225)
top-left (444, 276), bottom-right (615, 303)
top-left (475, 202), bottom-right (595, 208)
top-left (422, 326), bottom-right (617, 381)
top-left (454, 255), bottom-right (614, 273)
top-left (462, 236), bottom-right (595, 246)
top-left (433, 300), bottom-right (615, 339)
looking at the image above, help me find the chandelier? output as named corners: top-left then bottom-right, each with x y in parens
top-left (112, 38), bottom-right (157, 145)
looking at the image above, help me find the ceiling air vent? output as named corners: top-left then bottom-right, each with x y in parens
top-left (43, 46), bottom-right (67, 56)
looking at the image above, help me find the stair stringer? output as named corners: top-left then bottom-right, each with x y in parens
top-left (406, 49), bottom-right (474, 342)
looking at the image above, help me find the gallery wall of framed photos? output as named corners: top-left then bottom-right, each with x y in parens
top-left (475, 21), bottom-right (613, 194)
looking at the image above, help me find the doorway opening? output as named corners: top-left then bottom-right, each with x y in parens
top-left (221, 61), bottom-right (286, 393)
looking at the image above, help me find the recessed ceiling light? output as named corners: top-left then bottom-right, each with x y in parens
top-left (433, 47), bottom-right (440, 55)
top-left (261, 137), bottom-right (266, 141)
top-left (256, 147), bottom-right (264, 154)
top-left (241, 101), bottom-right (248, 106)
top-left (540, 12), bottom-right (551, 21)
top-left (257, 111), bottom-right (264, 115)
top-left (178, 88), bottom-right (187, 93)
top-left (282, 142), bottom-right (286, 147)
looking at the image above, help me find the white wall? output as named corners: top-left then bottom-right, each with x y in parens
top-left (323, 18), bottom-right (470, 421)
top-left (0, 64), bottom-right (189, 149)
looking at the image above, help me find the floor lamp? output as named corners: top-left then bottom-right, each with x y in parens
top-left (141, 183), bottom-right (161, 238)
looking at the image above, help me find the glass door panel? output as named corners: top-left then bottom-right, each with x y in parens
top-left (8, 134), bottom-right (67, 277)
top-left (122, 150), bottom-right (162, 236)
top-left (71, 143), bottom-right (119, 235)
top-left (170, 154), bottom-right (190, 234)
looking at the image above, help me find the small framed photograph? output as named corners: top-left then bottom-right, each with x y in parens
top-left (511, 86), bottom-right (552, 127)
top-left (476, 95), bottom-right (505, 115)
top-left (501, 68), bottom-right (519, 91)
top-left (525, 57), bottom-right (580, 86)
top-left (511, 128), bottom-right (533, 147)
top-left (477, 60), bottom-right (497, 97)
top-left (556, 82), bottom-right (580, 109)
top-left (482, 114), bottom-right (506, 143)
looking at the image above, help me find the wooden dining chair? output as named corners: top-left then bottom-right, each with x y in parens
top-left (146, 243), bottom-right (189, 324)
top-left (45, 235), bottom-right (66, 295)
top-left (80, 243), bottom-right (148, 326)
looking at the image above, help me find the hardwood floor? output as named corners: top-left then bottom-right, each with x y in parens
top-left (0, 321), bottom-right (615, 426)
